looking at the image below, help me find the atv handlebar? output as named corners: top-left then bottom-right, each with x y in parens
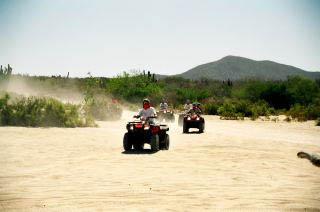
top-left (133, 115), bottom-right (157, 120)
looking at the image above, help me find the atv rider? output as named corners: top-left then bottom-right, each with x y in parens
top-left (184, 99), bottom-right (193, 113)
top-left (134, 98), bottom-right (157, 123)
top-left (191, 102), bottom-right (202, 114)
top-left (160, 99), bottom-right (169, 111)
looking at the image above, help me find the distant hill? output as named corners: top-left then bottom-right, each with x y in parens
top-left (175, 56), bottom-right (320, 81)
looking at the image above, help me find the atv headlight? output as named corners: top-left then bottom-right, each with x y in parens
top-left (144, 126), bottom-right (150, 130)
top-left (196, 117), bottom-right (200, 121)
top-left (164, 111), bottom-right (167, 114)
top-left (129, 125), bottom-right (134, 130)
top-left (187, 117), bottom-right (191, 121)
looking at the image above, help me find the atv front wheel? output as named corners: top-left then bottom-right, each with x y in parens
top-left (183, 123), bottom-right (188, 133)
top-left (150, 134), bottom-right (159, 151)
top-left (123, 133), bottom-right (132, 151)
top-left (164, 134), bottom-right (170, 150)
top-left (199, 123), bottom-right (204, 133)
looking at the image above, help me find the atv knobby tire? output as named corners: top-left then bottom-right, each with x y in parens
top-left (183, 123), bottom-right (188, 133)
top-left (163, 134), bottom-right (170, 150)
top-left (150, 134), bottom-right (159, 151)
top-left (199, 123), bottom-right (204, 133)
top-left (123, 133), bottom-right (132, 151)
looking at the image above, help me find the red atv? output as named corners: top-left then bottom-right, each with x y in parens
top-left (183, 112), bottom-right (205, 133)
top-left (123, 116), bottom-right (170, 151)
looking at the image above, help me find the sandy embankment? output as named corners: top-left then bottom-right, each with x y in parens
top-left (0, 113), bottom-right (319, 211)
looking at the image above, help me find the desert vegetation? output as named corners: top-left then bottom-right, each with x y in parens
top-left (0, 93), bottom-right (95, 127)
top-left (0, 68), bottom-right (319, 126)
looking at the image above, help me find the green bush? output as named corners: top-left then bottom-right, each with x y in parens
top-left (107, 72), bottom-right (162, 101)
top-left (287, 104), bottom-right (308, 121)
top-left (216, 100), bottom-right (274, 120)
top-left (234, 100), bottom-right (253, 117)
top-left (176, 88), bottom-right (210, 103)
top-left (286, 76), bottom-right (320, 106)
top-left (0, 94), bottom-right (95, 127)
top-left (249, 101), bottom-right (273, 120)
top-left (217, 101), bottom-right (244, 120)
top-left (287, 103), bottom-right (320, 121)
top-left (203, 103), bottom-right (220, 115)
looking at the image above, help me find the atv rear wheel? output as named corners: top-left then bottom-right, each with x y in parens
top-left (123, 133), bottom-right (132, 151)
top-left (150, 134), bottom-right (159, 151)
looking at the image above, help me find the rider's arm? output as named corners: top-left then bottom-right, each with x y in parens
top-left (134, 109), bottom-right (143, 118)
top-left (152, 107), bottom-right (157, 117)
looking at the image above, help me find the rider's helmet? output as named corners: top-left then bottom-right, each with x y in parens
top-left (192, 102), bottom-right (200, 109)
top-left (192, 102), bottom-right (201, 107)
top-left (186, 99), bottom-right (191, 104)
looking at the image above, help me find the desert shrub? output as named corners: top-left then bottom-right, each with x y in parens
top-left (249, 101), bottom-right (273, 120)
top-left (236, 76), bottom-right (320, 110)
top-left (217, 101), bottom-right (244, 120)
top-left (203, 102), bottom-right (220, 115)
top-left (260, 83), bottom-right (291, 109)
top-left (287, 102), bottom-right (320, 121)
top-left (216, 100), bottom-right (274, 120)
top-left (286, 76), bottom-right (320, 106)
top-left (287, 104), bottom-right (308, 121)
top-left (0, 94), bottom-right (94, 127)
top-left (176, 88), bottom-right (210, 103)
top-left (234, 100), bottom-right (253, 117)
top-left (242, 81), bottom-right (268, 101)
top-left (306, 103), bottom-right (320, 120)
top-left (107, 72), bottom-right (162, 101)
top-left (316, 118), bottom-right (320, 126)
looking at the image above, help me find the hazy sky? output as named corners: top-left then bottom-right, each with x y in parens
top-left (1, 0), bottom-right (319, 77)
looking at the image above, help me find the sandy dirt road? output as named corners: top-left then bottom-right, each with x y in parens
top-left (0, 112), bottom-right (320, 211)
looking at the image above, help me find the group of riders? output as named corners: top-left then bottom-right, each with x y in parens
top-left (135, 98), bottom-right (202, 122)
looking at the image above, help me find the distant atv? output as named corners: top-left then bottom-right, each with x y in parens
top-left (157, 109), bottom-right (175, 123)
top-left (183, 112), bottom-right (205, 133)
top-left (123, 116), bottom-right (170, 151)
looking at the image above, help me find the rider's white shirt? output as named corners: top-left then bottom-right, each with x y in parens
top-left (138, 107), bottom-right (157, 120)
top-left (184, 103), bottom-right (193, 111)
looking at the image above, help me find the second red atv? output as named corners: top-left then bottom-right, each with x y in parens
top-left (183, 112), bottom-right (205, 133)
